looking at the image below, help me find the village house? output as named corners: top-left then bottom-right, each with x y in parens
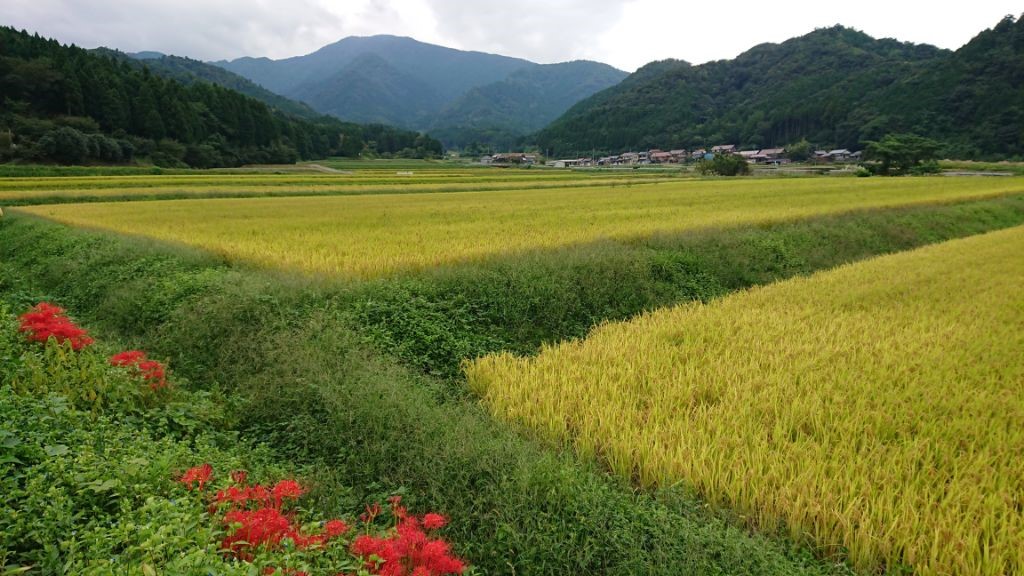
top-left (711, 144), bottom-right (736, 154)
top-left (650, 151), bottom-right (674, 164)
top-left (620, 152), bottom-right (640, 165)
top-left (813, 149), bottom-right (859, 162)
top-left (491, 152), bottom-right (531, 164)
top-left (549, 158), bottom-right (593, 168)
top-left (736, 147), bottom-right (789, 165)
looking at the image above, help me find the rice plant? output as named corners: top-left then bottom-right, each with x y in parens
top-left (466, 225), bottom-right (1024, 575)
top-left (18, 176), bottom-right (1024, 278)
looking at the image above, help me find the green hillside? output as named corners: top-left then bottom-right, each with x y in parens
top-left (0, 27), bottom-right (442, 168)
top-left (536, 17), bottom-right (1024, 159)
top-left (429, 60), bottom-right (627, 149)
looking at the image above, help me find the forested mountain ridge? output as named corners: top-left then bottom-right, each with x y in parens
top-left (216, 35), bottom-right (532, 105)
top-left (214, 35), bottom-right (626, 149)
top-left (428, 60), bottom-right (627, 150)
top-left (536, 17), bottom-right (1024, 159)
top-left (0, 27), bottom-right (442, 167)
top-left (100, 48), bottom-right (322, 119)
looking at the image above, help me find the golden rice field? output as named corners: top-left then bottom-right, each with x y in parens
top-left (465, 225), bottom-right (1024, 576)
top-left (0, 170), bottom-right (671, 203)
top-left (17, 176), bottom-right (1024, 279)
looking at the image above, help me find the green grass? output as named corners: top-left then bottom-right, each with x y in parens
top-left (939, 159), bottom-right (1024, 175)
top-left (0, 301), bottom-right (303, 574)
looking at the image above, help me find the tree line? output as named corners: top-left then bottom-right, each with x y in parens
top-left (0, 27), bottom-right (442, 167)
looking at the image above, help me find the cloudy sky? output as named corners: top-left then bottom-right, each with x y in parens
top-left (2, 1), bottom-right (1020, 71)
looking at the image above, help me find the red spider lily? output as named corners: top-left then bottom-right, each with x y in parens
top-left (388, 495), bottom-right (409, 520)
top-left (215, 480), bottom-right (303, 510)
top-left (137, 359), bottom-right (166, 389)
top-left (421, 514), bottom-right (447, 531)
top-left (180, 463), bottom-right (214, 491)
top-left (223, 507), bottom-right (294, 558)
top-left (325, 519), bottom-right (350, 538)
top-left (110, 350), bottom-right (147, 366)
top-left (177, 465), bottom-right (466, 573)
top-left (214, 485), bottom-right (253, 508)
top-left (18, 302), bottom-right (93, 350)
top-left (271, 479), bottom-right (304, 505)
top-left (351, 514), bottom-right (466, 576)
top-left (221, 505), bottom-right (344, 559)
top-left (109, 350), bottom-right (168, 390)
top-left (361, 502), bottom-right (382, 524)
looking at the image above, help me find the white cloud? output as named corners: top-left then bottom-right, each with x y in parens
top-left (0, 0), bottom-right (1019, 70)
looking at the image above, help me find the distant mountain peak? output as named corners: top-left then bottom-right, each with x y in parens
top-left (128, 50), bottom-right (165, 60)
top-left (211, 35), bottom-right (624, 144)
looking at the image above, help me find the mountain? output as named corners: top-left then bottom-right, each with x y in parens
top-left (214, 36), bottom-right (627, 148)
top-left (294, 52), bottom-right (447, 126)
top-left (871, 15), bottom-right (1024, 158)
top-left (97, 49), bottom-right (322, 119)
top-left (128, 51), bottom-right (165, 60)
top-left (0, 27), bottom-right (442, 167)
top-left (429, 61), bottom-right (627, 149)
top-left (216, 35), bottom-right (531, 108)
top-left (536, 16), bottom-right (1024, 159)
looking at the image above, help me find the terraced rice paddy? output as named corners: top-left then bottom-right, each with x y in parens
top-left (465, 225), bottom-right (1024, 575)
top-left (17, 176), bottom-right (1024, 278)
top-left (0, 169), bottom-right (673, 204)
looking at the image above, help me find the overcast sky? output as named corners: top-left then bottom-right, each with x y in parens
top-left (2, 1), bottom-right (1020, 71)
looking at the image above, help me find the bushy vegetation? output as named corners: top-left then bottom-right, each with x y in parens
top-left (696, 153), bottom-right (751, 176)
top-left (0, 27), bottom-right (442, 168)
top-left (861, 133), bottom-right (941, 175)
top-left (0, 297), bottom-right (471, 575)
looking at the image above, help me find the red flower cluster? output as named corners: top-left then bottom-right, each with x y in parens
top-left (351, 497), bottom-right (464, 576)
top-left (207, 468), bottom-right (349, 560)
top-left (18, 302), bottom-right (93, 350)
top-left (173, 467), bottom-right (467, 574)
top-left (110, 350), bottom-right (168, 390)
top-left (180, 463), bottom-right (214, 491)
